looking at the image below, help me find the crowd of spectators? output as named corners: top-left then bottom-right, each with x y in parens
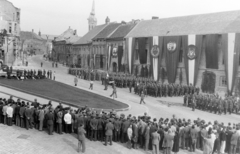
top-left (0, 96), bottom-right (240, 154)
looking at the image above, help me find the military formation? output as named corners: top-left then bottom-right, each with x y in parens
top-left (184, 93), bottom-right (240, 115)
top-left (68, 68), bottom-right (201, 97)
top-left (14, 69), bottom-right (54, 80)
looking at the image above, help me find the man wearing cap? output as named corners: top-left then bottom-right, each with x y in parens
top-left (152, 128), bottom-right (160, 154)
top-left (45, 108), bottom-right (54, 135)
top-left (105, 119), bottom-right (114, 146)
top-left (90, 114), bottom-right (98, 141)
top-left (113, 115), bottom-right (121, 142)
top-left (25, 105), bottom-right (32, 130)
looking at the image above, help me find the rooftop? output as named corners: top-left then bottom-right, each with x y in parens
top-left (107, 22), bottom-right (136, 40)
top-left (74, 24), bottom-right (107, 45)
top-left (20, 31), bottom-right (43, 41)
top-left (92, 23), bottom-right (121, 40)
top-left (126, 10), bottom-right (240, 38)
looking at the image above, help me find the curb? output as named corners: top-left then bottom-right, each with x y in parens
top-left (0, 82), bottom-right (130, 112)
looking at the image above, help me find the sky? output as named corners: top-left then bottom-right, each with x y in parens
top-left (8, 0), bottom-right (240, 36)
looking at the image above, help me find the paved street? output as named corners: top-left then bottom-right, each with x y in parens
top-left (0, 55), bottom-right (239, 154)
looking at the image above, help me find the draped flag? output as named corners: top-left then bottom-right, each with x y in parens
top-left (118, 46), bottom-right (123, 71)
top-left (183, 35), bottom-right (203, 85)
top-left (138, 38), bottom-right (147, 64)
top-left (205, 34), bottom-right (219, 69)
top-left (127, 37), bottom-right (135, 74)
top-left (152, 36), bottom-right (159, 80)
top-left (164, 36), bottom-right (181, 83)
top-left (222, 33), bottom-right (240, 94)
top-left (107, 45), bottom-right (112, 70)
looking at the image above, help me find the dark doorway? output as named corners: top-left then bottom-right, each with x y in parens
top-left (201, 71), bottom-right (216, 93)
top-left (112, 62), bottom-right (117, 72)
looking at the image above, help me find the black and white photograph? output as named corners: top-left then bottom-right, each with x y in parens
top-left (0, 0), bottom-right (240, 154)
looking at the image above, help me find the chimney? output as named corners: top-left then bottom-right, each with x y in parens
top-left (38, 30), bottom-right (41, 36)
top-left (152, 16), bottom-right (159, 20)
top-left (105, 16), bottom-right (110, 24)
top-left (32, 29), bottom-right (34, 33)
top-left (73, 30), bottom-right (77, 35)
top-left (121, 21), bottom-right (126, 24)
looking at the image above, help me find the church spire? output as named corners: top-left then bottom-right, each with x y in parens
top-left (91, 0), bottom-right (95, 15)
top-left (88, 0), bottom-right (97, 31)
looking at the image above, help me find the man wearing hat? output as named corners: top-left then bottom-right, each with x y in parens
top-left (90, 114), bottom-right (98, 141)
top-left (113, 115), bottom-right (121, 142)
top-left (105, 119), bottom-right (114, 146)
top-left (45, 108), bottom-right (54, 135)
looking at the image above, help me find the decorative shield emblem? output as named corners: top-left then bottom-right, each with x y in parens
top-left (187, 45), bottom-right (197, 60)
top-left (112, 47), bottom-right (118, 57)
top-left (151, 45), bottom-right (160, 58)
top-left (167, 42), bottom-right (177, 52)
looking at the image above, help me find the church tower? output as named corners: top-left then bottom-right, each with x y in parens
top-left (88, 0), bottom-right (97, 31)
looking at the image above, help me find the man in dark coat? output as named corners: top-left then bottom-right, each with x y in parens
top-left (105, 119), bottom-right (114, 146)
top-left (90, 114), bottom-right (98, 141)
top-left (45, 108), bottom-right (54, 135)
top-left (24, 105), bottom-right (32, 130)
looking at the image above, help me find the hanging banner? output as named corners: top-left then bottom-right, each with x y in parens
top-left (183, 35), bottom-right (203, 86)
top-left (152, 36), bottom-right (159, 81)
top-left (164, 36), bottom-right (181, 83)
top-left (222, 33), bottom-right (240, 94)
top-left (205, 34), bottom-right (219, 69)
top-left (128, 38), bottom-right (133, 74)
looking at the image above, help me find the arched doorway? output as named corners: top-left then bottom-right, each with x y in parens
top-left (112, 62), bottom-right (117, 72)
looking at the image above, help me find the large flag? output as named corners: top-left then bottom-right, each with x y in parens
top-left (222, 33), bottom-right (240, 94)
top-left (127, 37), bottom-right (135, 74)
top-left (164, 36), bottom-right (181, 83)
top-left (205, 34), bottom-right (219, 69)
top-left (150, 36), bottom-right (164, 81)
top-left (138, 38), bottom-right (147, 64)
top-left (183, 35), bottom-right (203, 85)
top-left (107, 45), bottom-right (112, 70)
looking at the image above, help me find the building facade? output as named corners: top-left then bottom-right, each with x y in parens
top-left (91, 19), bottom-right (121, 70)
top-left (0, 0), bottom-right (21, 65)
top-left (125, 11), bottom-right (240, 95)
top-left (52, 27), bottom-right (80, 66)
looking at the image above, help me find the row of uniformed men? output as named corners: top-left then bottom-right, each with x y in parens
top-left (184, 94), bottom-right (240, 114)
top-left (134, 82), bottom-right (200, 97)
top-left (15, 69), bottom-right (54, 80)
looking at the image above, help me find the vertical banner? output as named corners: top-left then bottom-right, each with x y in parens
top-left (205, 34), bottom-right (219, 69)
top-left (222, 33), bottom-right (240, 94)
top-left (188, 35), bottom-right (196, 85)
top-left (152, 36), bottom-right (159, 81)
top-left (128, 38), bottom-right (133, 74)
top-left (164, 36), bottom-right (181, 83)
top-left (107, 45), bottom-right (111, 70)
top-left (183, 35), bottom-right (203, 86)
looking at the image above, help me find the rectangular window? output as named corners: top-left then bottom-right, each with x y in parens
top-left (219, 76), bottom-right (227, 87)
top-left (9, 22), bottom-right (12, 33)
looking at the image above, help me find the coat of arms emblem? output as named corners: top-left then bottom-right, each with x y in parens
top-left (151, 45), bottom-right (160, 58)
top-left (167, 42), bottom-right (177, 52)
top-left (187, 45), bottom-right (197, 60)
top-left (112, 47), bottom-right (118, 57)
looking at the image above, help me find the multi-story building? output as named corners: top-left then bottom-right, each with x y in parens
top-left (52, 27), bottom-right (80, 65)
top-left (125, 10), bottom-right (240, 95)
top-left (0, 0), bottom-right (21, 65)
